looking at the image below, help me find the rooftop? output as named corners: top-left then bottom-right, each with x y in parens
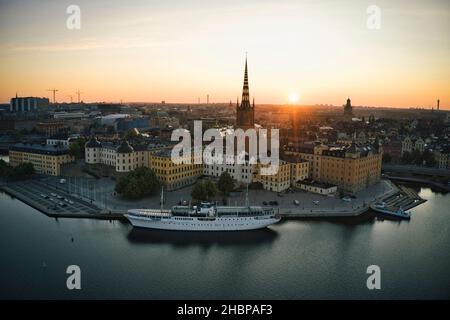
top-left (10, 142), bottom-right (70, 155)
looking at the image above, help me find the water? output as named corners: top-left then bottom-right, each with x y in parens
top-left (0, 186), bottom-right (449, 299)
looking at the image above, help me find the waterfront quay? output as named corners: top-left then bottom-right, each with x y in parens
top-left (0, 178), bottom-right (123, 220)
top-left (2, 175), bottom-right (425, 220)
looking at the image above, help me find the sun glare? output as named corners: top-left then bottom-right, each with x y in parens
top-left (288, 92), bottom-right (299, 104)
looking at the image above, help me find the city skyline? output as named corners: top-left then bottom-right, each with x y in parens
top-left (0, 0), bottom-right (449, 109)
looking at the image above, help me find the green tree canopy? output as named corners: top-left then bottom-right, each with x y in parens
top-left (217, 171), bottom-right (234, 195)
top-left (0, 161), bottom-right (35, 181)
top-left (115, 167), bottom-right (160, 199)
top-left (191, 180), bottom-right (218, 201)
top-left (69, 137), bottom-right (87, 159)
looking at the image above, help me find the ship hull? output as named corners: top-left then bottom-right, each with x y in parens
top-left (125, 214), bottom-right (280, 231)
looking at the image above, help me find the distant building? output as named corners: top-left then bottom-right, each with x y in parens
top-left (46, 134), bottom-right (79, 148)
top-left (150, 111), bottom-right (179, 129)
top-left (434, 146), bottom-right (450, 169)
top-left (401, 136), bottom-right (425, 155)
top-left (297, 180), bottom-right (337, 195)
top-left (9, 143), bottom-right (74, 176)
top-left (98, 114), bottom-right (130, 126)
top-left (10, 96), bottom-right (49, 112)
top-left (53, 111), bottom-right (87, 119)
top-left (96, 103), bottom-right (123, 115)
top-left (382, 139), bottom-right (402, 162)
top-left (344, 98), bottom-right (353, 117)
top-left (85, 137), bottom-right (149, 173)
top-left (36, 121), bottom-right (65, 137)
top-left (116, 117), bottom-right (150, 132)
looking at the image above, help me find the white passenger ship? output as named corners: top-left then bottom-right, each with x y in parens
top-left (125, 203), bottom-right (280, 231)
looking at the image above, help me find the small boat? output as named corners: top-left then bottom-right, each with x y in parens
top-left (370, 204), bottom-right (411, 220)
top-left (373, 201), bottom-right (386, 209)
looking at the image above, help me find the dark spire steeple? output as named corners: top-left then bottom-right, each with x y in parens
top-left (240, 56), bottom-right (251, 108)
top-left (236, 55), bottom-right (255, 130)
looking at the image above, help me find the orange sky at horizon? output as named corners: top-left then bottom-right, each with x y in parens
top-left (0, 0), bottom-right (449, 109)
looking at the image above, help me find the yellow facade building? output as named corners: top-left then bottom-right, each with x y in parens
top-left (9, 143), bottom-right (74, 176)
top-left (284, 141), bottom-right (382, 194)
top-left (149, 149), bottom-right (203, 191)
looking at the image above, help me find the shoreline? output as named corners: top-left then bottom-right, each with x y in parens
top-left (0, 184), bottom-right (125, 221)
top-left (0, 178), bottom-right (427, 221)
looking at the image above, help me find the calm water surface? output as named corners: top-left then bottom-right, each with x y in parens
top-left (0, 186), bottom-right (449, 299)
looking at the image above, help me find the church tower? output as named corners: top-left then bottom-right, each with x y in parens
top-left (344, 97), bottom-right (353, 116)
top-left (236, 57), bottom-right (255, 130)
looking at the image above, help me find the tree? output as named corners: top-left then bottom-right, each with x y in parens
top-left (191, 180), bottom-right (218, 201)
top-left (191, 182), bottom-right (208, 201)
top-left (0, 161), bottom-right (35, 181)
top-left (411, 150), bottom-right (422, 165)
top-left (422, 149), bottom-right (436, 167)
top-left (204, 179), bottom-right (218, 199)
top-left (217, 172), bottom-right (234, 195)
top-left (115, 167), bottom-right (160, 199)
top-left (401, 151), bottom-right (412, 164)
top-left (0, 159), bottom-right (11, 177)
top-left (123, 129), bottom-right (139, 141)
top-left (69, 138), bottom-right (86, 159)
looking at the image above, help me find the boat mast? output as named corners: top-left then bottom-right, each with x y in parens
top-left (245, 184), bottom-right (249, 208)
top-left (160, 186), bottom-right (164, 212)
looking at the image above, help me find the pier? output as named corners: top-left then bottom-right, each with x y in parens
top-left (0, 177), bottom-right (427, 221)
top-left (0, 180), bottom-right (125, 221)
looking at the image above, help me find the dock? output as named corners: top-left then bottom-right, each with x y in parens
top-left (0, 181), bottom-right (125, 221)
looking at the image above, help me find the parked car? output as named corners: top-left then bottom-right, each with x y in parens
top-left (40, 193), bottom-right (46, 198)
top-left (57, 195), bottom-right (63, 199)
top-left (293, 200), bottom-right (300, 205)
top-left (59, 179), bottom-right (66, 184)
top-left (269, 201), bottom-right (279, 206)
top-left (50, 193), bottom-right (57, 197)
top-left (341, 196), bottom-right (352, 202)
top-left (262, 201), bottom-right (268, 205)
top-left (313, 200), bottom-right (320, 205)
top-left (69, 200), bottom-right (74, 205)
top-left (277, 193), bottom-right (284, 197)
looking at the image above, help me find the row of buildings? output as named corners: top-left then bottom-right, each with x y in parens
top-left (84, 135), bottom-right (382, 194)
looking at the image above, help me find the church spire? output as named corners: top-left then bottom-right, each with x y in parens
top-left (241, 56), bottom-right (251, 108)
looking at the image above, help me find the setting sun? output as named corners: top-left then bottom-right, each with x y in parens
top-left (288, 92), bottom-right (300, 104)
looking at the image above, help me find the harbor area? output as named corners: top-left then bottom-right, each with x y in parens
top-left (0, 178), bottom-right (122, 220)
top-left (375, 184), bottom-right (427, 213)
top-left (1, 175), bottom-right (426, 220)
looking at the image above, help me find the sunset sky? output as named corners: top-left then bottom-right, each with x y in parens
top-left (0, 0), bottom-right (449, 109)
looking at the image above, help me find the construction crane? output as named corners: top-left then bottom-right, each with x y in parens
top-left (47, 88), bottom-right (59, 104)
top-left (67, 95), bottom-right (73, 103)
top-left (75, 90), bottom-right (83, 103)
